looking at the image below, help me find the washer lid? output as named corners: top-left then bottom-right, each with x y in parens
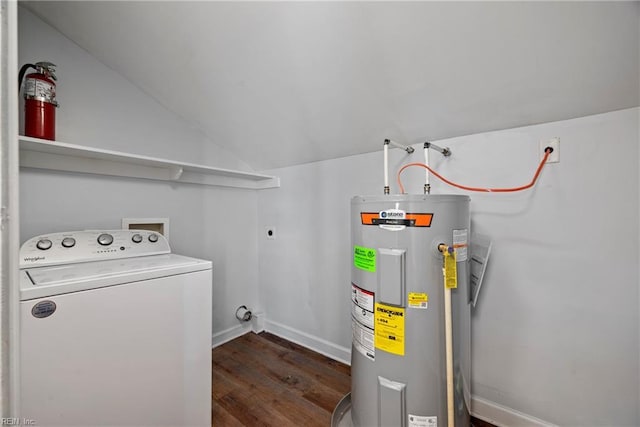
top-left (20, 254), bottom-right (211, 301)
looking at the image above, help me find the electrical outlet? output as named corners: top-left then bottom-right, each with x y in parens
top-left (540, 138), bottom-right (560, 163)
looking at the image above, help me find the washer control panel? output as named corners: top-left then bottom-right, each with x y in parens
top-left (20, 230), bottom-right (171, 268)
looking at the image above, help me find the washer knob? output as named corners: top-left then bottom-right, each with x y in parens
top-left (61, 237), bottom-right (76, 248)
top-left (97, 233), bottom-right (114, 246)
top-left (132, 234), bottom-right (143, 244)
top-left (36, 239), bottom-right (52, 250)
top-left (148, 234), bottom-right (159, 243)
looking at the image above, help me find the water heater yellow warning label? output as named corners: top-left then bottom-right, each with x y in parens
top-left (374, 303), bottom-right (405, 356)
top-left (408, 292), bottom-right (428, 309)
top-left (444, 251), bottom-right (457, 289)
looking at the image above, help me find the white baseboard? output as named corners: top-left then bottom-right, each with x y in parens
top-left (211, 323), bottom-right (252, 348)
top-left (265, 319), bottom-right (351, 365)
top-left (251, 311), bottom-right (265, 333)
top-left (471, 396), bottom-right (558, 427)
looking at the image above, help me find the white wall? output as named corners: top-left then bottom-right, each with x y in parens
top-left (18, 7), bottom-right (260, 339)
top-left (18, 6), bottom-right (249, 170)
top-left (17, 5), bottom-right (640, 425)
top-left (258, 108), bottom-right (640, 426)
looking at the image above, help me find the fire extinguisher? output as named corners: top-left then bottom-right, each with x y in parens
top-left (19, 61), bottom-right (58, 141)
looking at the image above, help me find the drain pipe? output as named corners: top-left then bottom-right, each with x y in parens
top-left (383, 139), bottom-right (415, 195)
top-left (235, 305), bottom-right (252, 322)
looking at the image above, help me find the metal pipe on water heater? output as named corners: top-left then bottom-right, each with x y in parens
top-left (383, 139), bottom-right (415, 195)
top-left (424, 142), bottom-right (431, 194)
top-left (384, 140), bottom-right (390, 195)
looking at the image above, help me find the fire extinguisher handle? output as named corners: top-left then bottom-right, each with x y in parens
top-left (18, 63), bottom-right (36, 89)
top-left (35, 61), bottom-right (57, 81)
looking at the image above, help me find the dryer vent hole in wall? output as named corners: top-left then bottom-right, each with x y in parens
top-left (266, 227), bottom-right (276, 240)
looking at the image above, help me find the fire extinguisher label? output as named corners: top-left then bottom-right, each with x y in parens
top-left (24, 78), bottom-right (56, 102)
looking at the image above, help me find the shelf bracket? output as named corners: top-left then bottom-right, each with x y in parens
top-left (170, 166), bottom-right (184, 180)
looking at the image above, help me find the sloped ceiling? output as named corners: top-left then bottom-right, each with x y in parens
top-left (22, 1), bottom-right (639, 170)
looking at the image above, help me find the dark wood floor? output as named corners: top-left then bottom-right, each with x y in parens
top-left (212, 332), bottom-right (494, 427)
top-left (212, 332), bottom-right (350, 426)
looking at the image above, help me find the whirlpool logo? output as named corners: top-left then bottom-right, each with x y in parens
top-left (23, 256), bottom-right (45, 262)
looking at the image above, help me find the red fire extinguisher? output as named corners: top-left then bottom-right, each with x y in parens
top-left (19, 62), bottom-right (58, 141)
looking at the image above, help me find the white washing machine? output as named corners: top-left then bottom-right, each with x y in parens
top-left (19, 230), bottom-right (212, 426)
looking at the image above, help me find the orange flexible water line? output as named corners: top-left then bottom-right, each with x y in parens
top-left (397, 149), bottom-right (552, 194)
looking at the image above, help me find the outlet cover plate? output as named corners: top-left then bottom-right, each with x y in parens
top-left (540, 137), bottom-right (560, 163)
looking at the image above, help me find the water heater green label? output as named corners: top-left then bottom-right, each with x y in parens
top-left (354, 246), bottom-right (376, 272)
